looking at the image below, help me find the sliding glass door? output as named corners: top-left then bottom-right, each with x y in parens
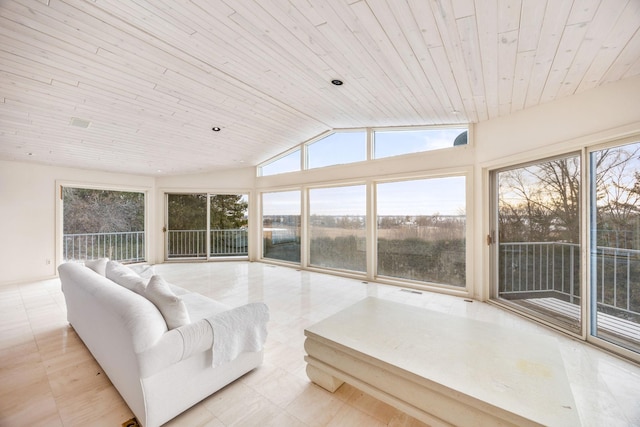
top-left (165, 193), bottom-right (248, 260)
top-left (590, 141), bottom-right (640, 353)
top-left (493, 154), bottom-right (582, 333)
top-left (492, 139), bottom-right (640, 358)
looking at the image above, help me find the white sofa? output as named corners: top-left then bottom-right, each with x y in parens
top-left (58, 260), bottom-right (269, 427)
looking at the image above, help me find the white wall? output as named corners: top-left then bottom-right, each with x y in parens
top-left (0, 161), bottom-right (154, 284)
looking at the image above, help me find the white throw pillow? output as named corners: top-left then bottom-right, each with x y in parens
top-left (145, 275), bottom-right (190, 330)
top-left (84, 258), bottom-right (109, 276)
top-left (106, 261), bottom-right (147, 295)
top-left (128, 264), bottom-right (155, 280)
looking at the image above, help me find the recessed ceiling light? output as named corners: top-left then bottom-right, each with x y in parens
top-left (212, 127), bottom-right (221, 132)
top-left (331, 79), bottom-right (343, 86)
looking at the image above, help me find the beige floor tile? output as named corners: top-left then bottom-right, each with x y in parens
top-left (0, 375), bottom-right (62, 427)
top-left (56, 383), bottom-right (133, 427)
top-left (241, 362), bottom-right (310, 408)
top-left (46, 357), bottom-right (109, 398)
top-left (285, 383), bottom-right (346, 427)
top-left (325, 403), bottom-right (387, 427)
top-left (163, 403), bottom-right (222, 427)
top-left (334, 383), bottom-right (401, 424)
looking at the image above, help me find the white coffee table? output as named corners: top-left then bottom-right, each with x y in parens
top-left (304, 297), bottom-right (579, 427)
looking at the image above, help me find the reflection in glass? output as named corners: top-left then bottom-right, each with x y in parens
top-left (260, 149), bottom-right (301, 176)
top-left (307, 131), bottom-right (366, 169)
top-left (496, 155), bottom-right (581, 332)
top-left (374, 127), bottom-right (467, 159)
top-left (590, 141), bottom-right (640, 353)
top-left (309, 185), bottom-right (366, 272)
top-left (262, 191), bottom-right (301, 263)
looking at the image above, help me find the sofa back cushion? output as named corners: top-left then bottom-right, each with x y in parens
top-left (84, 258), bottom-right (109, 276)
top-left (106, 261), bottom-right (147, 295)
top-left (145, 275), bottom-right (191, 330)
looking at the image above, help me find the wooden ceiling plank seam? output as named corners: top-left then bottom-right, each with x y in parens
top-left (566, 0), bottom-right (601, 26)
top-left (379, 0), bottom-right (455, 123)
top-left (522, 0), bottom-right (573, 108)
top-left (121, 0), bottom-right (198, 35)
top-left (509, 49), bottom-right (536, 112)
top-left (538, 21), bottom-right (590, 104)
top-left (16, 0), bottom-right (129, 49)
top-left (57, 0), bottom-right (218, 76)
top-left (406, 0), bottom-right (443, 49)
top-left (131, 1), bottom-right (344, 127)
top-left (399, 0), bottom-right (463, 116)
top-left (497, 0), bottom-right (522, 34)
top-left (602, 30), bottom-right (640, 83)
top-left (456, 14), bottom-right (489, 121)
top-left (576, 0), bottom-right (640, 92)
top-left (428, 0), bottom-right (478, 122)
top-left (313, 0), bottom-right (419, 121)
top-left (475, 0), bottom-right (500, 119)
top-left (516, 0), bottom-right (546, 54)
top-left (0, 1), bottom-right (97, 53)
top-left (397, 3), bottom-right (463, 123)
top-left (0, 19), bottom-right (161, 94)
top-left (497, 29), bottom-right (519, 117)
top-left (452, 0), bottom-right (476, 19)
top-left (327, 0), bottom-right (431, 122)
top-left (556, 0), bottom-right (629, 98)
top-left (359, 0), bottom-right (445, 122)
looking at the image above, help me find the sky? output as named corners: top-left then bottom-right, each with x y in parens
top-left (262, 176), bottom-right (466, 217)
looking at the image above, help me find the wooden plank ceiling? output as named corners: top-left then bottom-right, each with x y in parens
top-left (1, 0), bottom-right (639, 176)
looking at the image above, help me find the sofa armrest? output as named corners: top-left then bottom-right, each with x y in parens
top-left (138, 320), bottom-right (213, 378)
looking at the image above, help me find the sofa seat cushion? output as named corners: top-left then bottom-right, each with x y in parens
top-left (180, 293), bottom-right (230, 323)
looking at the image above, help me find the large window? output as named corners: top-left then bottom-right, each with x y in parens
top-left (62, 187), bottom-right (145, 263)
top-left (494, 154), bottom-right (582, 332)
top-left (166, 193), bottom-right (248, 260)
top-left (590, 141), bottom-right (640, 353)
top-left (377, 177), bottom-right (466, 286)
top-left (309, 185), bottom-right (366, 272)
top-left (262, 191), bottom-right (301, 263)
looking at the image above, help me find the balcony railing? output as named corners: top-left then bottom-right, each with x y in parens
top-left (499, 242), bottom-right (640, 319)
top-left (63, 231), bottom-right (145, 263)
top-left (167, 229), bottom-right (248, 258)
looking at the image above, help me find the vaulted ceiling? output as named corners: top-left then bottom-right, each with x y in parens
top-left (1, 0), bottom-right (639, 176)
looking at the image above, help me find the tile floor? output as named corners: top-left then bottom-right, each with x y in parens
top-left (1, 261), bottom-right (639, 426)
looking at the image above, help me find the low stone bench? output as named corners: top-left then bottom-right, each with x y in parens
top-left (304, 297), bottom-right (579, 427)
